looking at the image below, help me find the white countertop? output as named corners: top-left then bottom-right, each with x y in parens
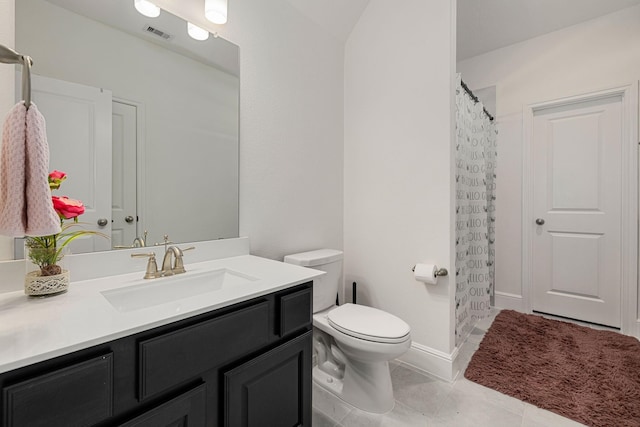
top-left (0, 254), bottom-right (323, 374)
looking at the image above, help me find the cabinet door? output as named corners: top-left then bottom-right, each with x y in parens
top-left (119, 384), bottom-right (206, 427)
top-left (3, 353), bottom-right (113, 427)
top-left (224, 332), bottom-right (311, 427)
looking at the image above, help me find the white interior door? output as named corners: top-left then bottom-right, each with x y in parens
top-left (531, 94), bottom-right (623, 327)
top-left (27, 74), bottom-right (112, 253)
top-left (111, 101), bottom-right (138, 247)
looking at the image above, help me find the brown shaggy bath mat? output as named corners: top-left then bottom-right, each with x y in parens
top-left (464, 310), bottom-right (640, 427)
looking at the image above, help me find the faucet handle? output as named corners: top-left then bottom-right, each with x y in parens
top-left (154, 234), bottom-right (173, 248)
top-left (131, 252), bottom-right (159, 279)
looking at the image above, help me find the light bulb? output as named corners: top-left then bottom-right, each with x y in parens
top-left (187, 23), bottom-right (209, 41)
top-left (205, 0), bottom-right (228, 25)
top-left (134, 0), bottom-right (160, 18)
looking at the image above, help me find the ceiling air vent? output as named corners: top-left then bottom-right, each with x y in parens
top-left (142, 25), bottom-right (173, 41)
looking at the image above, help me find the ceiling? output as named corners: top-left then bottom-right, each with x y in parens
top-left (46, 0), bottom-right (240, 74)
top-left (283, 0), bottom-right (369, 42)
top-left (61, 0), bottom-right (640, 60)
top-left (280, 0), bottom-right (640, 56)
top-left (457, 0), bottom-right (640, 60)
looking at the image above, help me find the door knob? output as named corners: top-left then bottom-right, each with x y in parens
top-left (97, 218), bottom-right (108, 227)
top-left (535, 218), bottom-right (545, 225)
top-left (125, 215), bottom-right (135, 223)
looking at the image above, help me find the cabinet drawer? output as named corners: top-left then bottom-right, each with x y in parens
top-left (278, 285), bottom-right (312, 337)
top-left (139, 301), bottom-right (270, 399)
top-left (119, 384), bottom-right (206, 427)
top-left (3, 353), bottom-right (113, 427)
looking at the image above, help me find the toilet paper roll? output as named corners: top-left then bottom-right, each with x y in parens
top-left (414, 263), bottom-right (438, 285)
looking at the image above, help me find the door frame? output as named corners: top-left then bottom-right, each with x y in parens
top-left (113, 96), bottom-right (146, 244)
top-left (522, 83), bottom-right (638, 337)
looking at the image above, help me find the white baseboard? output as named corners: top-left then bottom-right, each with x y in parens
top-left (494, 291), bottom-right (524, 311)
top-left (396, 342), bottom-right (458, 383)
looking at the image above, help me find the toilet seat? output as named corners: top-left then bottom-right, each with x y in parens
top-left (328, 304), bottom-right (410, 344)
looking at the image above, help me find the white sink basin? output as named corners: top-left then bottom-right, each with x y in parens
top-left (101, 269), bottom-right (259, 312)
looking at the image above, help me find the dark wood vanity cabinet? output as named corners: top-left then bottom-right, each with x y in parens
top-left (0, 282), bottom-right (312, 427)
top-left (224, 332), bottom-right (311, 427)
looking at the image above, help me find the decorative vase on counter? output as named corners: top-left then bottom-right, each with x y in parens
top-left (24, 269), bottom-right (70, 296)
top-left (21, 171), bottom-right (105, 297)
top-left (24, 245), bottom-right (70, 297)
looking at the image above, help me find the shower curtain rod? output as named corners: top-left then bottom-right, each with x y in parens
top-left (0, 43), bottom-right (32, 108)
top-left (460, 79), bottom-right (494, 121)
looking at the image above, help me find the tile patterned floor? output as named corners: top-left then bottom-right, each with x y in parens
top-left (312, 309), bottom-right (586, 427)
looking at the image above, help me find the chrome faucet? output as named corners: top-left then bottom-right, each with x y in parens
top-left (162, 246), bottom-right (182, 276)
top-left (114, 231), bottom-right (148, 249)
top-left (132, 230), bottom-right (148, 247)
top-left (161, 245), bottom-right (195, 276)
top-left (131, 245), bottom-right (194, 279)
top-left (154, 235), bottom-right (194, 276)
top-left (131, 234), bottom-right (195, 279)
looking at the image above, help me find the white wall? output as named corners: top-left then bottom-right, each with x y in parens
top-left (152, 0), bottom-right (345, 261)
top-left (344, 0), bottom-right (457, 376)
top-left (458, 5), bottom-right (640, 308)
top-left (0, 0), bottom-right (344, 262)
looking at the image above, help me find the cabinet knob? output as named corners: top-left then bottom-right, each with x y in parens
top-left (535, 218), bottom-right (545, 225)
top-left (97, 218), bottom-right (108, 227)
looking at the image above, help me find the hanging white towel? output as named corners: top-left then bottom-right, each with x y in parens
top-left (0, 102), bottom-right (28, 236)
top-left (0, 102), bottom-right (61, 237)
top-left (24, 103), bottom-right (61, 236)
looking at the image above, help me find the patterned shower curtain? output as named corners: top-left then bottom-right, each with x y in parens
top-left (454, 74), bottom-right (497, 346)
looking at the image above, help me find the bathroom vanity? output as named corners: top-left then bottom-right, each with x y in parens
top-left (0, 245), bottom-right (320, 427)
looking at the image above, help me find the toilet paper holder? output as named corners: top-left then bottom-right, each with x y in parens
top-left (411, 265), bottom-right (448, 277)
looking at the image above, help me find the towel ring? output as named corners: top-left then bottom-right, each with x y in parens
top-left (0, 44), bottom-right (33, 109)
top-left (22, 55), bottom-right (32, 109)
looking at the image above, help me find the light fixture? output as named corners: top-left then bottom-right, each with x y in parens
top-left (134, 0), bottom-right (160, 18)
top-left (187, 22), bottom-right (209, 41)
top-left (205, 0), bottom-right (228, 25)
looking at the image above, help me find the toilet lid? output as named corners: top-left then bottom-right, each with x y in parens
top-left (327, 304), bottom-right (410, 344)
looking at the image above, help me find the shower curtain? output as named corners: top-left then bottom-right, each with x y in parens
top-left (454, 74), bottom-right (497, 346)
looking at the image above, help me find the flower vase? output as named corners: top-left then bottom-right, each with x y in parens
top-left (24, 270), bottom-right (70, 296)
top-left (24, 245), bottom-right (70, 297)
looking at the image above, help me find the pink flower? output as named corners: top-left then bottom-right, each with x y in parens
top-left (26, 171), bottom-right (105, 275)
top-left (52, 196), bottom-right (85, 219)
top-left (48, 170), bottom-right (67, 190)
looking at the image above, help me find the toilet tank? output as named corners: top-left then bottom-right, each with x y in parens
top-left (284, 249), bottom-right (343, 313)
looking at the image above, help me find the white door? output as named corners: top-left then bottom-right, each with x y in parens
top-left (28, 74), bottom-right (112, 253)
top-left (531, 94), bottom-right (623, 327)
top-left (111, 101), bottom-right (138, 247)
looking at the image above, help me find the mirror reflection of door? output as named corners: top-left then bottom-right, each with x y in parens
top-left (111, 101), bottom-right (139, 247)
top-left (25, 73), bottom-right (112, 253)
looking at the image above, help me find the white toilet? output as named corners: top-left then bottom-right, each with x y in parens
top-left (284, 249), bottom-right (411, 414)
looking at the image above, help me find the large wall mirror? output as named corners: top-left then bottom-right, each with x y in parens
top-left (10, 0), bottom-right (239, 259)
